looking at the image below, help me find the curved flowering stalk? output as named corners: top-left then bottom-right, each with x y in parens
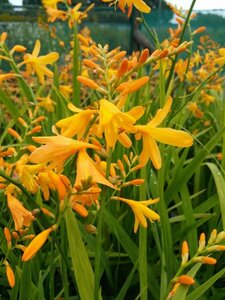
top-left (167, 229), bottom-right (225, 299)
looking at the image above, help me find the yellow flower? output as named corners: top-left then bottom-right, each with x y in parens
top-left (21, 40), bottom-right (59, 84)
top-left (135, 97), bottom-right (193, 169)
top-left (22, 226), bottom-right (56, 261)
top-left (103, 0), bottom-right (151, 17)
top-left (215, 48), bottom-right (225, 65)
top-left (112, 196), bottom-right (160, 233)
top-left (56, 103), bottom-right (98, 138)
top-left (29, 135), bottom-right (99, 169)
top-left (15, 154), bottom-right (44, 193)
top-left (6, 193), bottom-right (34, 231)
top-left (42, 0), bottom-right (63, 9)
top-left (98, 99), bottom-right (138, 149)
top-left (37, 95), bottom-right (56, 112)
top-left (74, 149), bottom-right (115, 189)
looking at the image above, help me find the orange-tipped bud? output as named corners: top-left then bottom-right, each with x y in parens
top-left (192, 26), bottom-right (206, 35)
top-left (59, 41), bottom-right (65, 47)
top-left (4, 228), bottom-right (12, 248)
top-left (72, 203), bottom-right (88, 217)
top-left (77, 75), bottom-right (100, 90)
top-left (122, 179), bottom-right (145, 187)
top-left (27, 125), bottom-right (42, 135)
top-left (0, 32), bottom-right (7, 43)
top-left (117, 159), bottom-right (125, 176)
top-left (41, 207), bottom-right (55, 218)
top-left (10, 45), bottom-right (27, 54)
top-left (83, 59), bottom-right (99, 69)
top-left (139, 48), bottom-right (149, 65)
top-left (12, 231), bottom-right (20, 240)
top-left (198, 233), bottom-right (206, 251)
top-left (123, 154), bottom-right (130, 166)
top-left (15, 244), bottom-right (27, 252)
top-left (112, 51), bottom-right (126, 61)
top-left (176, 17), bottom-right (184, 25)
top-left (7, 128), bottom-right (22, 142)
top-left (117, 58), bottom-right (129, 77)
top-left (181, 241), bottom-right (189, 265)
top-left (22, 234), bottom-right (36, 241)
top-left (5, 264), bottom-right (15, 288)
top-left (178, 275), bottom-right (195, 285)
top-left (207, 245), bottom-right (225, 252)
top-left (31, 116), bottom-right (45, 124)
top-left (208, 229), bottom-right (217, 245)
top-left (193, 256), bottom-right (217, 265)
top-left (18, 117), bottom-right (28, 127)
top-left (22, 226), bottom-right (56, 261)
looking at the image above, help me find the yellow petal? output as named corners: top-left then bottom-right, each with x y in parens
top-left (22, 227), bottom-right (54, 261)
top-left (133, 0), bottom-right (151, 13)
top-left (32, 40), bottom-right (41, 57)
top-left (147, 128), bottom-right (193, 147)
top-left (139, 134), bottom-right (162, 169)
top-left (148, 96), bottom-right (172, 127)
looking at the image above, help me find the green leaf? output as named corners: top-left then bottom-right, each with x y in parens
top-left (172, 263), bottom-right (202, 300)
top-left (186, 267), bottom-right (225, 300)
top-left (205, 162), bottom-right (225, 229)
top-left (65, 207), bottom-right (96, 300)
top-left (165, 126), bottom-right (225, 200)
top-left (103, 208), bottom-right (159, 299)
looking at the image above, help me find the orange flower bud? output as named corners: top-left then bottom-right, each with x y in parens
top-left (198, 232), bottom-right (206, 251)
top-left (181, 241), bottom-right (189, 265)
top-left (112, 51), bottom-right (127, 61)
top-left (193, 256), bottom-right (217, 265)
top-left (22, 226), bottom-right (56, 261)
top-left (123, 154), bottom-right (130, 166)
top-left (6, 264), bottom-right (15, 288)
top-left (7, 128), bottom-right (22, 142)
top-left (31, 116), bottom-right (45, 124)
top-left (207, 245), bottom-right (225, 252)
top-left (12, 231), bottom-right (20, 240)
top-left (0, 32), bottom-right (7, 43)
top-left (41, 207), bottom-right (55, 218)
top-left (72, 203), bottom-right (88, 217)
top-left (4, 227), bottom-right (11, 243)
top-left (192, 26), bottom-right (206, 35)
top-left (83, 59), bottom-right (99, 69)
top-left (178, 275), bottom-right (195, 285)
top-left (27, 125), bottom-right (42, 135)
top-left (18, 117), bottom-right (28, 127)
top-left (139, 48), bottom-right (149, 65)
top-left (117, 58), bottom-right (129, 77)
top-left (77, 75), bottom-right (100, 90)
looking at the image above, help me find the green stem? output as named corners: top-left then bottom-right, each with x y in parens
top-left (166, 0), bottom-right (197, 91)
top-left (72, 23), bottom-right (80, 106)
top-left (94, 148), bottom-right (113, 300)
top-left (139, 167), bottom-right (148, 300)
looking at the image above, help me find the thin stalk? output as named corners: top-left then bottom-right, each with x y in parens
top-left (139, 167), bottom-right (148, 300)
top-left (94, 148), bottom-right (113, 300)
top-left (166, 0), bottom-right (197, 90)
top-left (72, 23), bottom-right (80, 106)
